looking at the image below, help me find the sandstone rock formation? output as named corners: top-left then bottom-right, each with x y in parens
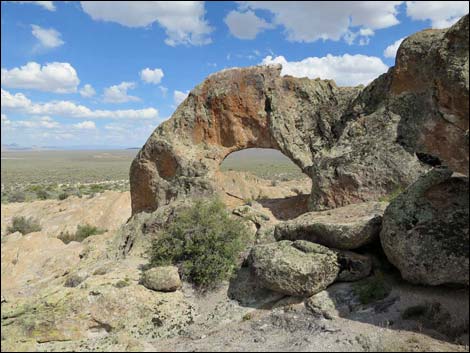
top-left (249, 240), bottom-right (340, 296)
top-left (141, 266), bottom-right (182, 292)
top-left (380, 167), bottom-right (469, 286)
top-left (274, 201), bottom-right (387, 249)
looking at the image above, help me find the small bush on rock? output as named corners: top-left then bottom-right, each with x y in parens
top-left (149, 198), bottom-right (249, 290)
top-left (7, 216), bottom-right (41, 235)
top-left (58, 223), bottom-right (106, 244)
top-left (353, 271), bottom-right (391, 304)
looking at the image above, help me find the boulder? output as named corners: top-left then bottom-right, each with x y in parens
top-left (274, 201), bottom-right (388, 249)
top-left (141, 266), bottom-right (182, 292)
top-left (380, 167), bottom-right (469, 286)
top-left (249, 240), bottom-right (339, 296)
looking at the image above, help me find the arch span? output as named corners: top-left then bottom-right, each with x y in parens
top-left (130, 65), bottom-right (425, 215)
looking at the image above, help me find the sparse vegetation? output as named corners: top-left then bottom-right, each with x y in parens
top-left (149, 198), bottom-right (249, 290)
top-left (7, 216), bottom-right (42, 235)
top-left (379, 186), bottom-right (404, 202)
top-left (58, 224), bottom-right (106, 244)
top-left (58, 192), bottom-right (69, 200)
top-left (353, 272), bottom-right (391, 305)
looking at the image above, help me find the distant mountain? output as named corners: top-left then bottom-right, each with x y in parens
top-left (2, 144), bottom-right (138, 151)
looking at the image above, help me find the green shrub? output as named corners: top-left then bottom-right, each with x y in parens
top-left (8, 191), bottom-right (26, 203)
top-left (58, 192), bottom-right (69, 200)
top-left (353, 272), bottom-right (391, 304)
top-left (149, 198), bottom-right (249, 290)
top-left (7, 216), bottom-right (41, 235)
top-left (58, 223), bottom-right (106, 244)
top-left (36, 189), bottom-right (49, 200)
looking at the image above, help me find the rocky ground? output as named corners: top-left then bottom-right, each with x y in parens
top-left (1, 174), bottom-right (468, 352)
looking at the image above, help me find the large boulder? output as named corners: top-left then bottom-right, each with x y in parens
top-left (380, 167), bottom-right (469, 286)
top-left (249, 240), bottom-right (340, 296)
top-left (274, 201), bottom-right (387, 249)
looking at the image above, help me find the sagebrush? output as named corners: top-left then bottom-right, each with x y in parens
top-left (149, 198), bottom-right (249, 290)
top-left (58, 223), bottom-right (106, 244)
top-left (7, 216), bottom-right (41, 235)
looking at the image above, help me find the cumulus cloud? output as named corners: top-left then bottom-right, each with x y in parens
top-left (383, 37), bottom-right (406, 58)
top-left (73, 120), bottom-right (96, 129)
top-left (224, 10), bottom-right (273, 39)
top-left (406, 1), bottom-right (469, 28)
top-left (13, 116), bottom-right (60, 129)
top-left (103, 81), bottom-right (140, 103)
top-left (1, 88), bottom-right (159, 120)
top-left (261, 54), bottom-right (389, 86)
top-left (174, 90), bottom-right (189, 106)
top-left (228, 1), bottom-right (401, 44)
top-left (1, 62), bottom-right (79, 93)
top-left (140, 68), bottom-right (164, 84)
top-left (31, 24), bottom-right (64, 48)
top-left (10, 1), bottom-right (55, 11)
top-left (79, 84), bottom-right (96, 98)
top-left (80, 1), bottom-right (213, 46)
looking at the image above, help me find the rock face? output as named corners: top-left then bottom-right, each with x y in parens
top-left (274, 201), bottom-right (387, 250)
top-left (141, 266), bottom-right (182, 292)
top-left (380, 167), bottom-right (469, 286)
top-left (249, 240), bottom-right (340, 296)
top-left (392, 15), bottom-right (469, 176)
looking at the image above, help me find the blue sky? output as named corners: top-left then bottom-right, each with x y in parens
top-left (1, 1), bottom-right (468, 148)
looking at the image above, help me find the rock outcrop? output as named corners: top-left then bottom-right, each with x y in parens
top-left (380, 167), bottom-right (469, 286)
top-left (274, 201), bottom-right (387, 250)
top-left (249, 240), bottom-right (340, 296)
top-left (130, 15), bottom-right (468, 215)
top-left (392, 15), bottom-right (469, 176)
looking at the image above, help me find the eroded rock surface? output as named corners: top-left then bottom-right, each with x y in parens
top-left (274, 201), bottom-right (387, 249)
top-left (249, 240), bottom-right (340, 296)
top-left (380, 167), bottom-right (469, 286)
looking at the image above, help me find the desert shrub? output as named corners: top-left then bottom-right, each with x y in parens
top-left (58, 192), bottom-right (69, 200)
top-left (149, 198), bottom-right (249, 290)
top-left (58, 223), bottom-right (106, 244)
top-left (36, 189), bottom-right (49, 200)
top-left (353, 272), bottom-right (391, 304)
top-left (7, 216), bottom-right (41, 235)
top-left (8, 191), bottom-right (26, 203)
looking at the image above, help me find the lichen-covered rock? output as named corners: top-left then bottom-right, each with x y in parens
top-left (380, 167), bottom-right (469, 286)
top-left (274, 202), bottom-right (387, 250)
top-left (141, 266), bottom-right (182, 292)
top-left (249, 240), bottom-right (340, 296)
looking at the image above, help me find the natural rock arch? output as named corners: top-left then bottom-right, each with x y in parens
top-left (130, 64), bottom-right (424, 215)
top-left (130, 15), bottom-right (468, 216)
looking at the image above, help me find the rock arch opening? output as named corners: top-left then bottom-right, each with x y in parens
top-left (218, 148), bottom-right (311, 220)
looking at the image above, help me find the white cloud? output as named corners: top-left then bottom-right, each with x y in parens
top-left (224, 10), bottom-right (273, 39)
top-left (1, 88), bottom-right (159, 120)
top-left (261, 54), bottom-right (389, 86)
top-left (383, 37), bottom-right (406, 58)
top-left (159, 86), bottom-right (168, 97)
top-left (140, 68), bottom-right (164, 84)
top-left (79, 84), bottom-right (96, 98)
top-left (73, 120), bottom-right (96, 129)
top-left (103, 81), bottom-right (140, 103)
top-left (232, 1), bottom-right (402, 43)
top-left (7, 116), bottom-right (60, 129)
top-left (31, 24), bottom-right (64, 48)
top-left (1, 62), bottom-right (79, 93)
top-left (11, 1), bottom-right (55, 11)
top-left (406, 1), bottom-right (469, 28)
top-left (80, 1), bottom-right (213, 46)
top-left (174, 90), bottom-right (189, 105)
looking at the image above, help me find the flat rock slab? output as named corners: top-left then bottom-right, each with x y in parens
top-left (274, 201), bottom-right (388, 250)
top-left (249, 240), bottom-right (339, 297)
